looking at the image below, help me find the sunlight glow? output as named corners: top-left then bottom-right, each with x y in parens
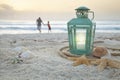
top-left (3, 0), bottom-right (73, 12)
top-left (0, 0), bottom-right (120, 20)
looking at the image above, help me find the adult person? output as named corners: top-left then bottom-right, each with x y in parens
top-left (36, 17), bottom-right (44, 33)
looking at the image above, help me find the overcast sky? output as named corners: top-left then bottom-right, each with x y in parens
top-left (0, 0), bottom-right (120, 21)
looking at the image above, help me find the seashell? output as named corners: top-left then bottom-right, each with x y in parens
top-left (93, 46), bottom-right (108, 58)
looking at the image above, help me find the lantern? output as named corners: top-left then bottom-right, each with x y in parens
top-left (67, 6), bottom-right (96, 55)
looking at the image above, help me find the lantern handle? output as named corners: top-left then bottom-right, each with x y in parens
top-left (89, 11), bottom-right (94, 20)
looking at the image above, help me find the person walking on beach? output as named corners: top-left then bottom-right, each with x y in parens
top-left (36, 17), bottom-right (43, 33)
top-left (47, 21), bottom-right (51, 33)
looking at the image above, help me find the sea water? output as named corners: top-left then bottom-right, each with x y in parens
top-left (0, 20), bottom-right (120, 34)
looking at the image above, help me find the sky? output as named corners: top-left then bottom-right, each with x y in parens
top-left (0, 0), bottom-right (120, 21)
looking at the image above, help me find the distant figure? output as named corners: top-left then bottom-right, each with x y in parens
top-left (47, 21), bottom-right (51, 33)
top-left (36, 17), bottom-right (43, 33)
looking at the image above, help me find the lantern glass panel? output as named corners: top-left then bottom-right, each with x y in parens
top-left (76, 29), bottom-right (86, 49)
top-left (71, 28), bottom-right (75, 48)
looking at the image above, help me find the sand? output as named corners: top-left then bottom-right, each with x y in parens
top-left (0, 33), bottom-right (120, 80)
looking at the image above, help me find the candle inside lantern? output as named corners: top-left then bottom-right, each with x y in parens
top-left (76, 29), bottom-right (86, 49)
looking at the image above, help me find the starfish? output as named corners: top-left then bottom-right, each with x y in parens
top-left (68, 55), bottom-right (90, 66)
top-left (90, 58), bottom-right (120, 71)
top-left (68, 55), bottom-right (120, 71)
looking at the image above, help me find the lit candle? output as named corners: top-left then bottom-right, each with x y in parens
top-left (76, 30), bottom-right (86, 49)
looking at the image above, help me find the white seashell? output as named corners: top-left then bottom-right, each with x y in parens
top-left (19, 50), bottom-right (34, 59)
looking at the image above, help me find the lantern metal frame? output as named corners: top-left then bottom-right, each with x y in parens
top-left (67, 6), bottom-right (96, 55)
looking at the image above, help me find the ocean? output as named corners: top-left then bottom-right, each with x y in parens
top-left (0, 20), bottom-right (120, 34)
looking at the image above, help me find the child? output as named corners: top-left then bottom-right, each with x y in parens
top-left (47, 21), bottom-right (51, 33)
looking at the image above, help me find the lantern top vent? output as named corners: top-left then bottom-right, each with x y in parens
top-left (75, 6), bottom-right (91, 18)
top-left (75, 6), bottom-right (90, 11)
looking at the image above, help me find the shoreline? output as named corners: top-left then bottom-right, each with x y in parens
top-left (0, 31), bottom-right (120, 35)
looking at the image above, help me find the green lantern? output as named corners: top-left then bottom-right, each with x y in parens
top-left (67, 6), bottom-right (96, 55)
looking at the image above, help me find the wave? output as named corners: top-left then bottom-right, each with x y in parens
top-left (0, 20), bottom-right (120, 34)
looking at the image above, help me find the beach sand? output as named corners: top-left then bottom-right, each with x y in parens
top-left (0, 33), bottom-right (120, 80)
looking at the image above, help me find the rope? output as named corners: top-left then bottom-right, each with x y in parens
top-left (58, 46), bottom-right (120, 59)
